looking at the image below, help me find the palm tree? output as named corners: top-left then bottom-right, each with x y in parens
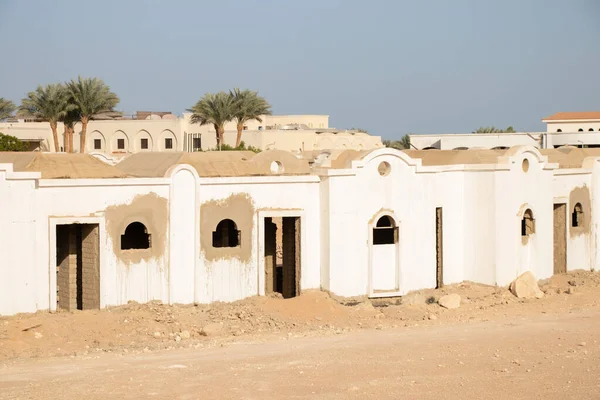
top-left (230, 88), bottom-right (272, 148)
top-left (19, 84), bottom-right (71, 152)
top-left (0, 98), bottom-right (16, 120)
top-left (400, 134), bottom-right (411, 149)
top-left (62, 108), bottom-right (80, 153)
top-left (66, 76), bottom-right (119, 153)
top-left (383, 134), bottom-right (412, 150)
top-left (474, 126), bottom-right (515, 134)
top-left (187, 92), bottom-right (236, 147)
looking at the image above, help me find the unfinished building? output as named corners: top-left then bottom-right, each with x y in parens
top-left (1, 145), bottom-right (600, 315)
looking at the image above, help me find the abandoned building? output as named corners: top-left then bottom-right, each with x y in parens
top-left (0, 145), bottom-right (599, 316)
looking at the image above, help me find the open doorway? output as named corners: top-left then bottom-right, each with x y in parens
top-left (263, 216), bottom-right (301, 299)
top-left (553, 203), bottom-right (567, 274)
top-left (56, 224), bottom-right (100, 311)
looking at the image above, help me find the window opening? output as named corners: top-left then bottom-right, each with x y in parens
top-left (578, 128), bottom-right (584, 132)
top-left (521, 209), bottom-right (535, 236)
top-left (121, 222), bottom-right (151, 250)
top-left (141, 138), bottom-right (149, 150)
top-left (557, 129), bottom-right (562, 132)
top-left (165, 137), bottom-right (173, 149)
top-left (94, 139), bottom-right (101, 150)
top-left (117, 138), bottom-right (125, 150)
top-left (572, 203), bottom-right (583, 228)
top-left (590, 128), bottom-right (595, 132)
top-left (373, 215), bottom-right (398, 245)
top-left (212, 219), bottom-right (240, 248)
top-left (193, 137), bottom-right (202, 151)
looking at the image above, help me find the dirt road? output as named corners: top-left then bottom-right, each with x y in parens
top-left (2, 309), bottom-right (600, 400)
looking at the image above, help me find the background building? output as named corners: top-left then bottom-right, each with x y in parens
top-left (0, 113), bottom-right (383, 158)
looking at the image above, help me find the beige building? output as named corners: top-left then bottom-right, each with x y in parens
top-left (0, 113), bottom-right (382, 158)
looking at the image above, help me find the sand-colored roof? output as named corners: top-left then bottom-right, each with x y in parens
top-left (539, 147), bottom-right (600, 169)
top-left (0, 152), bottom-right (128, 179)
top-left (116, 151), bottom-right (310, 178)
top-left (543, 112), bottom-right (600, 121)
top-left (401, 149), bottom-right (509, 166)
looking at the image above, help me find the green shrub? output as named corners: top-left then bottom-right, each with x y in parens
top-left (209, 141), bottom-right (261, 153)
top-left (0, 132), bottom-right (27, 151)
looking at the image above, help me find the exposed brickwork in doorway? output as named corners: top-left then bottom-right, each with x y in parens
top-left (264, 218), bottom-right (277, 294)
top-left (282, 217), bottom-right (301, 299)
top-left (81, 224), bottom-right (100, 309)
top-left (56, 225), bottom-right (78, 311)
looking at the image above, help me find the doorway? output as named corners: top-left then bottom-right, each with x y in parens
top-left (371, 215), bottom-right (399, 293)
top-left (56, 224), bottom-right (100, 311)
top-left (263, 216), bottom-right (301, 298)
top-left (553, 203), bottom-right (567, 274)
top-left (436, 207), bottom-right (443, 288)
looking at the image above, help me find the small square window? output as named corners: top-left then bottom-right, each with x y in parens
top-left (193, 137), bottom-right (201, 151)
top-left (117, 139), bottom-right (125, 150)
top-left (94, 139), bottom-right (101, 150)
top-left (141, 138), bottom-right (148, 150)
top-left (165, 138), bottom-right (173, 149)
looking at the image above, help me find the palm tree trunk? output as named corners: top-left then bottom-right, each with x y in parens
top-left (63, 125), bottom-right (68, 153)
top-left (218, 127), bottom-right (225, 149)
top-left (50, 122), bottom-right (60, 152)
top-left (79, 118), bottom-right (89, 153)
top-left (68, 126), bottom-right (74, 153)
top-left (235, 123), bottom-right (243, 148)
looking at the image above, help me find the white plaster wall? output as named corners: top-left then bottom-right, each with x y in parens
top-left (169, 168), bottom-right (197, 304)
top-left (494, 152), bottom-right (554, 286)
top-left (552, 171), bottom-right (594, 272)
top-left (36, 182), bottom-right (171, 309)
top-left (546, 121), bottom-right (600, 133)
top-left (322, 150), bottom-right (465, 298)
top-left (195, 178), bottom-right (321, 304)
top-left (0, 169), bottom-right (39, 315)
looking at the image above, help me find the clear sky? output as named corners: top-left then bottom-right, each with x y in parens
top-left (1, 0), bottom-right (599, 138)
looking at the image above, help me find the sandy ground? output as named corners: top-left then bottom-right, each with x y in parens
top-left (1, 271), bottom-right (600, 399)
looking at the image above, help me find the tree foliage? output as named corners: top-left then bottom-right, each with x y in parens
top-left (187, 91), bottom-right (237, 147)
top-left (19, 84), bottom-right (72, 152)
top-left (383, 134), bottom-right (411, 150)
top-left (0, 132), bottom-right (27, 151)
top-left (0, 98), bottom-right (16, 120)
top-left (66, 76), bottom-right (119, 153)
top-left (230, 88), bottom-right (271, 147)
top-left (473, 126), bottom-right (515, 134)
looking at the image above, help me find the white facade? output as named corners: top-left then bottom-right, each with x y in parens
top-left (0, 113), bottom-right (383, 155)
top-left (1, 146), bottom-right (599, 315)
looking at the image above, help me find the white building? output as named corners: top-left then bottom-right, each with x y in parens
top-left (1, 145), bottom-right (598, 316)
top-left (409, 111), bottom-right (600, 150)
top-left (0, 113), bottom-right (383, 157)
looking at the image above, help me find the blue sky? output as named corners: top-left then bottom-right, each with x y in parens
top-left (1, 0), bottom-right (598, 138)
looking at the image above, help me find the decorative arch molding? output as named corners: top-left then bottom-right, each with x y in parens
top-left (135, 129), bottom-right (154, 151)
top-left (159, 129), bottom-right (178, 151)
top-left (350, 147), bottom-right (422, 170)
top-left (88, 130), bottom-right (107, 151)
top-left (498, 145), bottom-right (554, 169)
top-left (112, 130), bottom-right (130, 152)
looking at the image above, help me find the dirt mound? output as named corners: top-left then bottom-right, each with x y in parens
top-left (2, 270), bottom-right (600, 361)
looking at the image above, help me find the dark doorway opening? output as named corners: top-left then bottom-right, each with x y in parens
top-left (264, 216), bottom-right (301, 299)
top-left (56, 224), bottom-right (100, 311)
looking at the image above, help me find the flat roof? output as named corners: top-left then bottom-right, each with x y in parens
top-left (543, 112), bottom-right (600, 121)
top-left (0, 153), bottom-right (127, 179)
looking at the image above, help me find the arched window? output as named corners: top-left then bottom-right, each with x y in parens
top-left (121, 222), bottom-right (151, 250)
top-left (589, 128), bottom-right (595, 132)
top-left (373, 215), bottom-right (398, 245)
top-left (572, 203), bottom-right (583, 228)
top-left (578, 128), bottom-right (584, 132)
top-left (557, 129), bottom-right (562, 133)
top-left (521, 209), bottom-right (535, 237)
top-left (212, 219), bottom-right (240, 248)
